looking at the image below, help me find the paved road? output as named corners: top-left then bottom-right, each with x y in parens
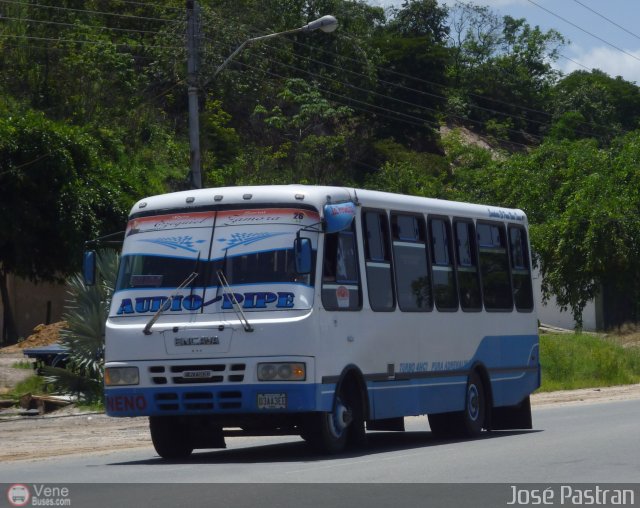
top-left (1, 399), bottom-right (638, 485)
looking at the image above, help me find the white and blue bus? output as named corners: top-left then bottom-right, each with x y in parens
top-left (94, 185), bottom-right (539, 458)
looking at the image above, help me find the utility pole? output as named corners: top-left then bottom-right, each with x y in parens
top-left (186, 0), bottom-right (202, 189)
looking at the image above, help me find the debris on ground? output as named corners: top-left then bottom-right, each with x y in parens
top-left (0, 322), bottom-right (67, 353)
top-left (19, 393), bottom-right (73, 415)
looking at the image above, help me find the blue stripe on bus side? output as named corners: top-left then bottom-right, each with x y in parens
top-left (366, 334), bottom-right (539, 419)
top-left (367, 376), bottom-right (469, 420)
top-left (475, 334), bottom-right (540, 407)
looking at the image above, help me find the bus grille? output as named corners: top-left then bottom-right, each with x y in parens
top-left (148, 363), bottom-right (246, 385)
top-left (153, 391), bottom-right (243, 412)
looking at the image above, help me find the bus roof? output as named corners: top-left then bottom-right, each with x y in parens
top-left (129, 185), bottom-right (528, 225)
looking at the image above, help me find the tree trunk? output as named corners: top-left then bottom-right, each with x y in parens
top-left (0, 268), bottom-right (18, 345)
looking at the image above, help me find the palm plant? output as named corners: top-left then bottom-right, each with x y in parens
top-left (42, 249), bottom-right (118, 403)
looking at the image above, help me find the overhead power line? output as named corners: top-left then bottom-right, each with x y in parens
top-left (0, 15), bottom-right (170, 36)
top-left (0, 78), bottom-right (186, 178)
top-left (0, 33), bottom-right (184, 51)
top-left (258, 26), bottom-right (562, 121)
top-left (212, 28), bottom-right (600, 140)
top-left (210, 22), bottom-right (608, 138)
top-left (571, 0), bottom-right (640, 42)
top-left (0, 0), bottom-right (183, 24)
top-left (526, 0), bottom-right (640, 63)
top-left (115, 0), bottom-right (183, 12)
top-left (558, 53), bottom-right (591, 71)
top-left (254, 38), bottom-right (598, 137)
top-left (234, 60), bottom-right (537, 149)
top-left (256, 54), bottom-right (546, 142)
top-left (1, 41), bottom-right (159, 61)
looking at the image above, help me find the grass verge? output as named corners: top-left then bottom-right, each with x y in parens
top-left (9, 375), bottom-right (47, 399)
top-left (539, 332), bottom-right (640, 392)
top-left (11, 360), bottom-right (33, 370)
top-left (6, 333), bottom-right (639, 401)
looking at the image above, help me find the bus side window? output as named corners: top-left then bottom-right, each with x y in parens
top-left (363, 210), bottom-right (395, 311)
top-left (508, 225), bottom-right (534, 311)
top-left (428, 216), bottom-right (459, 311)
top-left (391, 213), bottom-right (432, 312)
top-left (477, 222), bottom-right (513, 311)
top-left (454, 220), bottom-right (482, 311)
top-left (321, 228), bottom-right (362, 311)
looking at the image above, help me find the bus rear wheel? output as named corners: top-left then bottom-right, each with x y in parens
top-left (428, 371), bottom-right (486, 438)
top-left (461, 370), bottom-right (486, 437)
top-left (149, 416), bottom-right (194, 460)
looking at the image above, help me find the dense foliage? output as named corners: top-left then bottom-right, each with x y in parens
top-left (1, 0), bottom-right (640, 337)
top-left (42, 249), bottom-right (118, 402)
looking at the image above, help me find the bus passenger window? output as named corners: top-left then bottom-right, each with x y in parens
top-left (391, 213), bottom-right (432, 312)
top-left (428, 217), bottom-right (459, 311)
top-left (321, 229), bottom-right (362, 311)
top-left (454, 220), bottom-right (482, 311)
top-left (477, 222), bottom-right (513, 311)
top-left (509, 226), bottom-right (534, 311)
top-left (363, 211), bottom-right (395, 311)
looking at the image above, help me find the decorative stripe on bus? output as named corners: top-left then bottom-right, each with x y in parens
top-left (321, 366), bottom-right (538, 384)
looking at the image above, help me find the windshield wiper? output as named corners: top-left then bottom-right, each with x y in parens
top-left (143, 271), bottom-right (198, 335)
top-left (216, 269), bottom-right (253, 332)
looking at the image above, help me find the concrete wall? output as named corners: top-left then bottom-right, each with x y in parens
top-left (0, 275), bottom-right (67, 343)
top-left (532, 268), bottom-right (599, 331)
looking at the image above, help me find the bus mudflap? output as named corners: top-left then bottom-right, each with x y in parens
top-left (489, 396), bottom-right (532, 430)
top-left (366, 417), bottom-right (405, 432)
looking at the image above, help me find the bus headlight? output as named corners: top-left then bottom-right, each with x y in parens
top-left (105, 367), bottom-right (139, 386)
top-left (257, 363), bottom-right (305, 381)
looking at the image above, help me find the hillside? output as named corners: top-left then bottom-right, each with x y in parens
top-left (2, 0), bottom-right (640, 340)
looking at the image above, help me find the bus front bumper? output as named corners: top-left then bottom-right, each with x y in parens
top-left (105, 383), bottom-right (334, 417)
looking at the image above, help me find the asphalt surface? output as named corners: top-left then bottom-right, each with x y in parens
top-left (1, 399), bottom-right (638, 484)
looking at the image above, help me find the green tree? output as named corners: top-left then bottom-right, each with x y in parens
top-left (549, 70), bottom-right (640, 142)
top-left (372, 0), bottom-right (450, 150)
top-left (450, 136), bottom-right (640, 328)
top-left (366, 137), bottom-right (450, 196)
top-left (43, 249), bottom-right (119, 403)
top-left (446, 5), bottom-right (564, 141)
top-left (251, 78), bottom-right (358, 184)
top-left (0, 111), bottom-right (132, 342)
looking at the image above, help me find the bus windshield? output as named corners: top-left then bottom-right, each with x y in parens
top-left (111, 208), bottom-right (319, 317)
top-left (116, 247), bottom-right (311, 290)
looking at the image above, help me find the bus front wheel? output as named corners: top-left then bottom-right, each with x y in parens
top-left (149, 416), bottom-right (194, 460)
top-left (302, 382), bottom-right (365, 453)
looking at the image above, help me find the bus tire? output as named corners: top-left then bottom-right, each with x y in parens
top-left (427, 412), bottom-right (457, 438)
top-left (303, 381), bottom-right (365, 453)
top-left (461, 370), bottom-right (486, 437)
top-left (149, 416), bottom-right (194, 460)
top-left (428, 371), bottom-right (486, 438)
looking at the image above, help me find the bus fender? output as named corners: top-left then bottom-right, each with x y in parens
top-left (332, 364), bottom-right (371, 421)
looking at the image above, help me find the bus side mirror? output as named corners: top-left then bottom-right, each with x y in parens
top-left (294, 237), bottom-right (312, 274)
top-left (83, 250), bottom-right (97, 286)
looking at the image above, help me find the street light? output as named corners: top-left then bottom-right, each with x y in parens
top-left (188, 14), bottom-right (338, 189)
top-left (212, 15), bottom-right (338, 79)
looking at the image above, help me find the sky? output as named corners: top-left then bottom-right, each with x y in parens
top-left (368, 0), bottom-right (640, 84)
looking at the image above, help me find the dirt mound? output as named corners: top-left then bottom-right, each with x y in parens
top-left (0, 322), bottom-right (66, 353)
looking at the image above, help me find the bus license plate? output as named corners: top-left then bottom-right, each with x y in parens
top-left (257, 393), bottom-right (287, 409)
